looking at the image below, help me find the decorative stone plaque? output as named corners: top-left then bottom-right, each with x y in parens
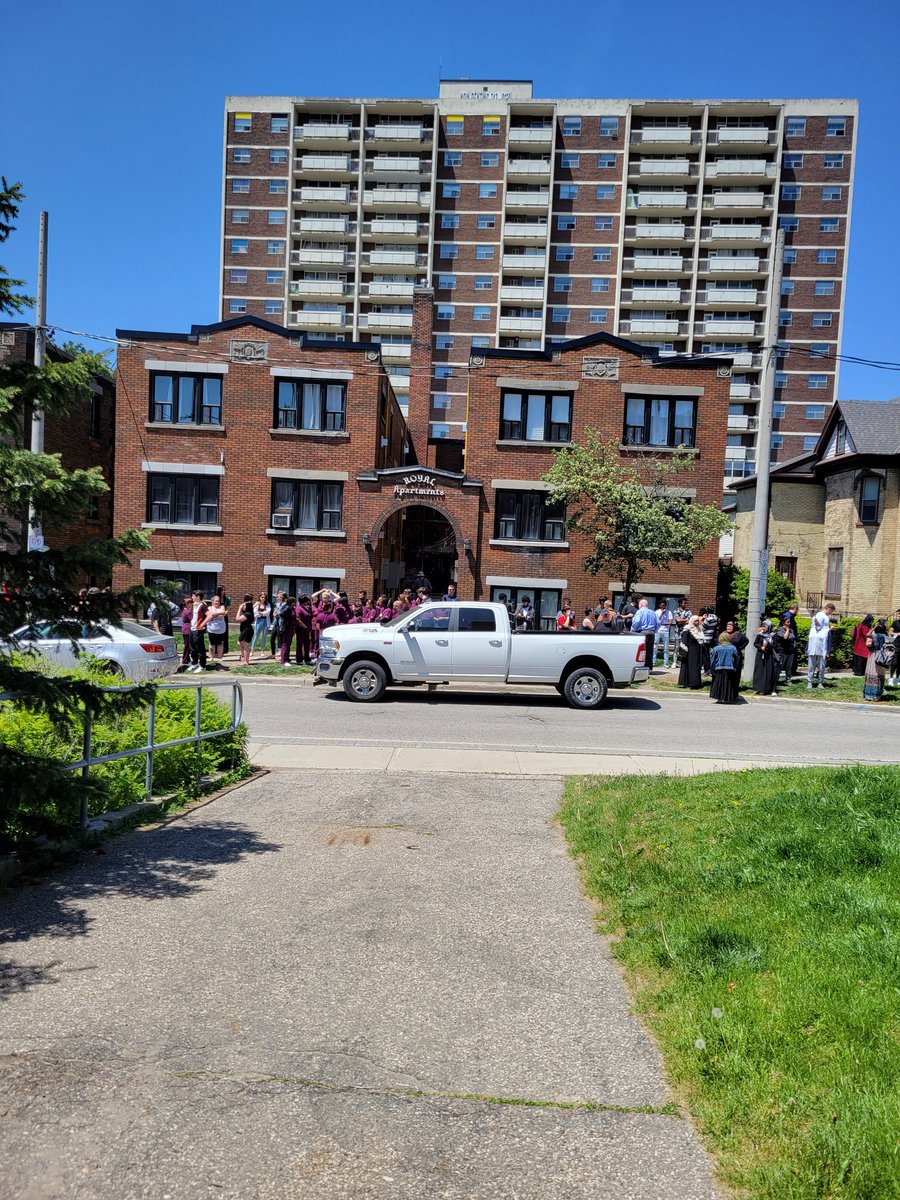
top-left (716, 364), bottom-right (733, 379)
top-left (582, 356), bottom-right (620, 380)
top-left (0, 332), bottom-right (15, 346)
top-left (229, 339), bottom-right (268, 363)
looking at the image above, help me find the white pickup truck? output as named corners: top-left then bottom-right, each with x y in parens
top-left (316, 601), bottom-right (649, 709)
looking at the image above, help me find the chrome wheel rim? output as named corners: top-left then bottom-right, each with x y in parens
top-left (351, 669), bottom-right (378, 697)
top-left (573, 675), bottom-right (601, 704)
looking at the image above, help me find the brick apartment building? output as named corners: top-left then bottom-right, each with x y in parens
top-left (0, 323), bottom-right (115, 582)
top-left (112, 312), bottom-right (729, 623)
top-left (218, 80), bottom-right (856, 494)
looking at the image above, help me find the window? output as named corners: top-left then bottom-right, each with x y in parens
top-left (779, 310), bottom-right (792, 326)
top-left (270, 479), bottom-right (343, 531)
top-left (597, 153), bottom-right (616, 168)
top-left (264, 301), bottom-right (282, 316)
top-left (783, 248), bottom-right (797, 264)
top-left (817, 249), bottom-right (837, 264)
top-left (774, 372), bottom-right (788, 388)
top-left (437, 273), bottom-right (456, 290)
top-left (622, 395), bottom-right (697, 449)
top-left (482, 118), bottom-right (501, 137)
top-left (559, 184), bottom-right (578, 200)
top-left (436, 334), bottom-right (454, 350)
top-left (781, 280), bottom-right (795, 295)
top-left (269, 179), bottom-right (287, 194)
top-left (810, 343), bottom-right (831, 358)
top-left (230, 239), bottom-right (248, 254)
top-left (589, 309), bottom-right (608, 323)
top-left (812, 314), bottom-right (833, 327)
top-left (270, 115), bottom-right (289, 133)
top-left (442, 182), bottom-right (460, 199)
top-left (430, 423), bottom-right (451, 439)
top-left (858, 475), bottom-right (881, 524)
top-left (474, 275), bottom-right (492, 289)
top-left (90, 394), bottom-right (102, 439)
top-left (490, 586), bottom-right (560, 631)
top-left (825, 154), bottom-right (844, 168)
top-left (232, 178), bottom-right (250, 193)
top-left (435, 365), bottom-right (453, 379)
top-left (553, 277), bottom-right (573, 292)
top-left (773, 403), bottom-right (786, 419)
top-left (599, 116), bottom-right (619, 137)
top-left (595, 185), bottom-right (615, 200)
top-left (432, 396), bottom-right (451, 409)
top-left (441, 213), bottom-right (459, 228)
top-left (471, 335), bottom-right (490, 348)
top-left (826, 547), bottom-right (844, 596)
top-left (231, 208), bottom-right (249, 224)
top-left (446, 117), bottom-right (463, 137)
top-left (473, 306), bottom-right (491, 321)
top-left (266, 269), bottom-right (284, 285)
top-left (232, 147), bottom-right (251, 163)
top-left (229, 269), bottom-right (247, 283)
top-left (273, 379), bottom-right (346, 431)
top-left (477, 214), bottom-right (496, 228)
top-left (148, 474), bottom-right (219, 526)
top-left (481, 152), bottom-right (499, 167)
top-left (457, 607), bottom-right (498, 632)
top-left (563, 117), bottom-right (582, 136)
top-left (783, 153), bottom-right (804, 168)
top-left (555, 246), bottom-right (574, 261)
top-left (775, 556), bottom-right (798, 585)
top-left (145, 570), bottom-right (217, 606)
top-left (770, 433), bottom-right (783, 449)
top-left (557, 215), bottom-right (576, 230)
top-left (815, 281), bottom-right (835, 295)
top-left (779, 216), bottom-right (799, 232)
top-left (820, 218), bottom-right (840, 233)
top-left (439, 243), bottom-right (458, 259)
top-left (590, 277), bottom-right (610, 292)
top-left (786, 117), bottom-right (806, 137)
top-left (436, 304), bottom-right (455, 320)
top-left (808, 375), bottom-right (828, 389)
top-left (478, 183), bottom-right (497, 199)
top-left (270, 148), bottom-right (288, 164)
top-left (267, 209), bottom-right (286, 224)
top-left (781, 185), bottom-right (800, 201)
top-left (561, 152), bottom-right (580, 168)
top-left (444, 151), bottom-right (462, 167)
top-left (150, 373), bottom-right (223, 426)
top-left (500, 391), bottom-right (572, 442)
top-left (494, 490), bottom-right (566, 542)
top-left (826, 117), bottom-right (847, 137)
top-left (476, 244), bottom-right (494, 259)
top-left (551, 307), bottom-right (570, 323)
top-left (234, 114), bottom-right (252, 132)
top-left (834, 419), bottom-right (850, 454)
top-left (823, 186), bottom-right (842, 201)
top-left (228, 300), bottom-right (247, 314)
top-left (806, 404), bottom-right (826, 419)
top-left (803, 436), bottom-right (818, 451)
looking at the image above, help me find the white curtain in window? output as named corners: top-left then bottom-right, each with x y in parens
top-left (648, 397), bottom-right (669, 445)
top-left (302, 383), bottom-right (320, 429)
top-left (297, 483), bottom-right (318, 529)
top-left (526, 393), bottom-right (545, 440)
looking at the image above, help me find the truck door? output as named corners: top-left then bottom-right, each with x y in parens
top-left (451, 606), bottom-right (508, 680)
top-left (393, 607), bottom-right (453, 680)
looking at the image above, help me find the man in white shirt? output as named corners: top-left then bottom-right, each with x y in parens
top-left (655, 602), bottom-right (675, 669)
top-left (806, 603), bottom-right (835, 689)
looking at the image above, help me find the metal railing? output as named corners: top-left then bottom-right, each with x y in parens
top-left (0, 677), bottom-right (243, 830)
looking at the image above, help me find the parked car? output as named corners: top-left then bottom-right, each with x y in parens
top-left (5, 619), bottom-right (180, 682)
top-left (316, 601), bottom-right (649, 709)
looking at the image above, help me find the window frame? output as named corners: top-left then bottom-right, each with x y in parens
top-left (857, 475), bottom-right (882, 526)
top-left (622, 394), bottom-right (697, 450)
top-left (272, 378), bottom-right (347, 432)
top-left (270, 478), bottom-right (344, 532)
top-left (493, 489), bottom-right (567, 543)
top-left (499, 389), bottom-right (573, 444)
top-left (149, 371), bottom-right (223, 426)
top-left (825, 547), bottom-right (844, 597)
top-left (147, 473), bottom-right (220, 527)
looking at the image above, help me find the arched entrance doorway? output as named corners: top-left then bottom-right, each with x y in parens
top-left (398, 504), bottom-right (457, 597)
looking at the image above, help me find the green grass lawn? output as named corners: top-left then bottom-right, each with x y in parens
top-left (647, 672), bottom-right (898, 705)
top-left (228, 662), bottom-right (315, 677)
top-left (559, 765), bottom-right (900, 1200)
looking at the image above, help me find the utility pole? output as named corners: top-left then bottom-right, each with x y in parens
top-left (742, 227), bottom-right (785, 682)
top-left (26, 211), bottom-right (48, 554)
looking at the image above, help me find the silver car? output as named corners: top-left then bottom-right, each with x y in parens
top-left (6, 619), bottom-right (180, 682)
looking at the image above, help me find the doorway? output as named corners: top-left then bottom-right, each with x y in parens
top-left (398, 504), bottom-right (457, 597)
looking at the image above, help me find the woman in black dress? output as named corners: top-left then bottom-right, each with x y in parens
top-left (726, 620), bottom-right (750, 675)
top-left (772, 616), bottom-right (797, 685)
top-left (677, 615), bottom-right (706, 690)
top-left (752, 618), bottom-right (779, 695)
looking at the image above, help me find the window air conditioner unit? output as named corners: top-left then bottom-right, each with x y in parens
top-left (271, 512), bottom-right (292, 529)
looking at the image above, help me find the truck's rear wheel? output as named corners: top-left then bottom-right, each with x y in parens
top-left (563, 667), bottom-right (608, 710)
top-left (342, 659), bottom-right (388, 702)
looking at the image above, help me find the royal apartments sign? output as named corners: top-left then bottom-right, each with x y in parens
top-left (392, 473), bottom-right (446, 500)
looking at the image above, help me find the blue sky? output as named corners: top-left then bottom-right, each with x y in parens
top-left (3, 0), bottom-right (898, 398)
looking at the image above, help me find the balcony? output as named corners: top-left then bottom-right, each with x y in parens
top-left (622, 285), bottom-right (684, 304)
top-left (294, 122), bottom-right (354, 141)
top-left (631, 126), bottom-right (698, 144)
top-left (699, 319), bottom-right (763, 336)
top-left (291, 247), bottom-right (354, 266)
top-left (634, 191), bottom-right (694, 208)
top-left (709, 127), bottom-right (775, 146)
top-left (701, 255), bottom-right (761, 273)
top-left (702, 286), bottom-right (759, 304)
top-left (366, 155), bottom-right (430, 176)
top-left (500, 284), bottom-right (546, 302)
top-left (630, 222), bottom-right (689, 239)
top-left (498, 315), bottom-right (543, 333)
top-left (364, 188), bottom-right (430, 207)
top-left (705, 159), bottom-right (776, 179)
top-left (501, 252), bottom-right (547, 272)
top-left (368, 123), bottom-right (428, 142)
top-left (362, 249), bottom-right (428, 268)
top-left (725, 351), bottom-right (763, 369)
top-left (295, 185), bottom-right (353, 205)
top-left (358, 312), bottom-right (414, 330)
top-left (289, 280), bottom-right (353, 298)
top-left (727, 413), bottom-right (759, 431)
top-left (619, 318), bottom-right (687, 335)
top-left (294, 216), bottom-right (352, 235)
top-left (729, 383), bottom-right (761, 401)
top-left (503, 221), bottom-right (548, 241)
top-left (705, 191), bottom-right (772, 211)
top-left (632, 158), bottom-right (694, 177)
top-left (364, 218), bottom-right (425, 239)
top-left (701, 223), bottom-right (767, 243)
top-left (363, 280), bottom-right (416, 298)
top-left (299, 154), bottom-right (354, 173)
top-left (378, 343), bottom-right (412, 361)
top-left (505, 190), bottom-right (550, 208)
top-left (625, 253), bottom-right (686, 273)
top-left (508, 126), bottom-right (553, 144)
top-left (507, 158), bottom-right (552, 178)
top-left (291, 310), bottom-right (347, 328)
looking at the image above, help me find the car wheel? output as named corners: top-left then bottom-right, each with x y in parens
top-left (563, 667), bottom-right (608, 710)
top-left (100, 660), bottom-right (125, 678)
top-left (342, 659), bottom-right (388, 703)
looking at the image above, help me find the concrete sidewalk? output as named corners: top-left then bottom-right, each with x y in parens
top-left (0, 770), bottom-right (719, 1199)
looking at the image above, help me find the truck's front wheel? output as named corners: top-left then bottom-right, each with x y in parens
top-left (563, 667), bottom-right (608, 710)
top-left (342, 659), bottom-right (388, 702)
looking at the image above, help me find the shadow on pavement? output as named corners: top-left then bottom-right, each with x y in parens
top-left (0, 819), bottom-right (282, 999)
top-left (321, 689), bottom-right (662, 712)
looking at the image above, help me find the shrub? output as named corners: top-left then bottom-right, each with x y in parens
top-left (729, 567), bottom-right (797, 624)
top-left (793, 614), bottom-right (856, 669)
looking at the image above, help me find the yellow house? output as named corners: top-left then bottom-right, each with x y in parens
top-left (732, 399), bottom-right (900, 617)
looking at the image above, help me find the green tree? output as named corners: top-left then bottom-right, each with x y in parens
top-left (0, 178), bottom-right (155, 848)
top-left (542, 430), bottom-right (731, 600)
top-left (729, 567), bottom-right (797, 625)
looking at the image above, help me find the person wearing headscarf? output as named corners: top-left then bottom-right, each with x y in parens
top-left (863, 621), bottom-right (888, 702)
top-left (710, 632), bottom-right (740, 704)
top-left (677, 614), bottom-right (705, 690)
top-left (851, 614), bottom-right (875, 676)
top-left (772, 615), bottom-right (797, 685)
top-left (752, 618), bottom-right (779, 695)
top-left (725, 619), bottom-right (750, 676)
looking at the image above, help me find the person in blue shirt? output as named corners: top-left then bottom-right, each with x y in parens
top-left (443, 582), bottom-right (458, 602)
top-left (630, 598), bottom-right (660, 668)
top-left (710, 633), bottom-right (740, 704)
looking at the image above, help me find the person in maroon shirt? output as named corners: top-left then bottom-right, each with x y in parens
top-left (179, 599), bottom-right (193, 667)
top-left (312, 599), bottom-right (340, 684)
top-left (294, 595), bottom-right (314, 665)
top-left (851, 614), bottom-right (874, 676)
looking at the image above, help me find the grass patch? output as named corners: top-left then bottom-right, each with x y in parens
top-left (646, 672), bottom-right (898, 705)
top-left (559, 765), bottom-right (900, 1199)
top-left (226, 661), bottom-right (315, 677)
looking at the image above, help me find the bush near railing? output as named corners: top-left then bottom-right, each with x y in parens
top-left (0, 654), bottom-right (246, 851)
